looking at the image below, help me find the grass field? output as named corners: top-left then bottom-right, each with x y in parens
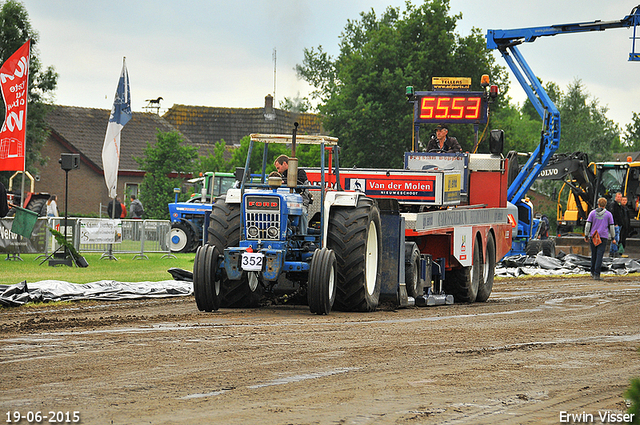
top-left (0, 252), bottom-right (195, 286)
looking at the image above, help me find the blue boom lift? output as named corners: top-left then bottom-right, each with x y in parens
top-left (486, 5), bottom-right (640, 256)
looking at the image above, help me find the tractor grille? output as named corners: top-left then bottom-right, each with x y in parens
top-left (245, 211), bottom-right (281, 240)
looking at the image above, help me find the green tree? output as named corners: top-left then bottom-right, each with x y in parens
top-left (557, 79), bottom-right (619, 161)
top-left (490, 100), bottom-right (540, 153)
top-left (197, 140), bottom-right (234, 173)
top-left (296, 0), bottom-right (507, 168)
top-left (0, 0), bottom-right (57, 182)
top-left (224, 136), bottom-right (323, 177)
top-left (623, 112), bottom-right (640, 150)
top-left (279, 94), bottom-right (312, 113)
top-left (135, 131), bottom-right (198, 219)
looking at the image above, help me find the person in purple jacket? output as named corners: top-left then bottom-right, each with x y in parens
top-left (584, 197), bottom-right (617, 280)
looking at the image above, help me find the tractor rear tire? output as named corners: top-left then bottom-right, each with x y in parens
top-left (26, 197), bottom-right (48, 216)
top-left (526, 239), bottom-right (555, 257)
top-left (207, 197), bottom-right (259, 308)
top-left (223, 272), bottom-right (263, 308)
top-left (525, 239), bottom-right (542, 256)
top-left (207, 196), bottom-right (241, 250)
top-left (445, 235), bottom-right (482, 303)
top-left (170, 222), bottom-right (196, 253)
top-left (476, 233), bottom-right (496, 302)
top-left (541, 238), bottom-right (556, 257)
top-left (308, 248), bottom-right (337, 315)
top-left (327, 197), bottom-right (381, 312)
top-left (405, 242), bottom-right (423, 298)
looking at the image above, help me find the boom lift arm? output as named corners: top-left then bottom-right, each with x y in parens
top-left (486, 6), bottom-right (640, 252)
top-left (487, 5), bottom-right (640, 206)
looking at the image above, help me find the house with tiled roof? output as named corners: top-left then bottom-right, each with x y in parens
top-left (35, 96), bottom-right (325, 216)
top-left (38, 106), bottom-right (185, 216)
top-left (163, 95), bottom-right (325, 152)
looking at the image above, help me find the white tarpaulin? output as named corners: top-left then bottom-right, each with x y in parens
top-left (0, 278), bottom-right (192, 307)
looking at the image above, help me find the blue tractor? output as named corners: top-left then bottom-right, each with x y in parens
top-left (168, 172), bottom-right (236, 253)
top-left (192, 129), bottom-right (383, 315)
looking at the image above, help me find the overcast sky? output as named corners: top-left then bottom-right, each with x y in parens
top-left (19, 0), bottom-right (640, 128)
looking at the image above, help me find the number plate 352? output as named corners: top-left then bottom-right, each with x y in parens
top-left (241, 252), bottom-right (263, 271)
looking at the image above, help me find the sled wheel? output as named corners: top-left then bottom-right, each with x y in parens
top-left (445, 234), bottom-right (482, 303)
top-left (477, 233), bottom-right (496, 302)
top-left (405, 242), bottom-right (423, 298)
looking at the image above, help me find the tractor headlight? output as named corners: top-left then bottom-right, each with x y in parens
top-left (267, 226), bottom-right (279, 239)
top-left (247, 226), bottom-right (259, 238)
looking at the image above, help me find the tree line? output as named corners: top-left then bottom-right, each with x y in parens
top-left (2, 0), bottom-right (640, 219)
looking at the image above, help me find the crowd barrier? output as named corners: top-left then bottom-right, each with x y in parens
top-left (0, 217), bottom-right (174, 260)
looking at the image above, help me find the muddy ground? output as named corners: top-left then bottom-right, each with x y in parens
top-left (1, 275), bottom-right (640, 425)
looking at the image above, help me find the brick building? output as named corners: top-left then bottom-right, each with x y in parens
top-left (38, 106), bottom-right (183, 216)
top-left (32, 96), bottom-right (325, 216)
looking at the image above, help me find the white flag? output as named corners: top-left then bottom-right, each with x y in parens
top-left (101, 58), bottom-right (131, 199)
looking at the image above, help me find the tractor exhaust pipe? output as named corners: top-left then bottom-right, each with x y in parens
top-left (288, 122), bottom-right (299, 189)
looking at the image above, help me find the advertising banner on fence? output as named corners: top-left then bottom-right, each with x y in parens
top-left (79, 219), bottom-right (122, 244)
top-left (0, 218), bottom-right (46, 253)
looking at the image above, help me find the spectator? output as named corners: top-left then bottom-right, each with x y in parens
top-left (129, 195), bottom-right (144, 219)
top-left (620, 196), bottom-right (631, 250)
top-left (120, 199), bottom-right (127, 219)
top-left (585, 197), bottom-right (616, 280)
top-left (0, 181), bottom-right (8, 218)
top-left (46, 195), bottom-right (59, 217)
top-left (608, 192), bottom-right (623, 257)
top-left (107, 198), bottom-right (122, 219)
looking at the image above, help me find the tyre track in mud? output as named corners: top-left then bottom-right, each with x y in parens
top-left (1, 277), bottom-right (640, 424)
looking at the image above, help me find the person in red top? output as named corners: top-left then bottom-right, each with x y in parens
top-left (120, 199), bottom-right (127, 218)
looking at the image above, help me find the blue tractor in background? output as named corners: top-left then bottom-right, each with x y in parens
top-left (168, 172), bottom-right (236, 253)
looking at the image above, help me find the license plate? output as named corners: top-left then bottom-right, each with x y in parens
top-left (241, 252), bottom-right (263, 271)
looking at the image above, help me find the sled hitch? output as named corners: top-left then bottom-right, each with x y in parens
top-left (416, 257), bottom-right (453, 306)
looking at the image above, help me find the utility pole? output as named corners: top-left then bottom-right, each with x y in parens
top-left (272, 47), bottom-right (277, 103)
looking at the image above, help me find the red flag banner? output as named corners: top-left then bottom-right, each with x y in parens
top-left (0, 40), bottom-right (30, 171)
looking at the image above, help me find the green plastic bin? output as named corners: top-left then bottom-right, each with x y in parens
top-left (11, 206), bottom-right (38, 238)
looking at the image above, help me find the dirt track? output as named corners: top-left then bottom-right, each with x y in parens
top-left (1, 275), bottom-right (640, 425)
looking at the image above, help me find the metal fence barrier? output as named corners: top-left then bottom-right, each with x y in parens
top-left (0, 218), bottom-right (174, 260)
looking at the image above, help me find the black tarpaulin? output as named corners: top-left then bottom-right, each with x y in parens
top-left (497, 252), bottom-right (640, 278)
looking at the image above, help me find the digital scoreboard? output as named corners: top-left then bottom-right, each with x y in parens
top-left (413, 91), bottom-right (488, 125)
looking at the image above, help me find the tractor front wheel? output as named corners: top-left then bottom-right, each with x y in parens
top-left (308, 248), bottom-right (337, 315)
top-left (170, 221), bottom-right (196, 253)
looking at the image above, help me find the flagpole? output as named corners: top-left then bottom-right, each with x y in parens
top-left (18, 40), bottom-right (31, 208)
top-left (101, 56), bottom-right (130, 261)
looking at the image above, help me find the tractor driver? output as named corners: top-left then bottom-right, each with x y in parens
top-left (425, 123), bottom-right (462, 153)
top-left (274, 155), bottom-right (311, 205)
top-left (274, 155), bottom-right (308, 186)
top-left (274, 155), bottom-right (312, 234)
